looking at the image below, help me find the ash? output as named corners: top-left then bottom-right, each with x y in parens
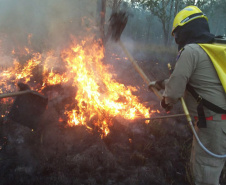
top-left (0, 104), bottom-right (193, 185)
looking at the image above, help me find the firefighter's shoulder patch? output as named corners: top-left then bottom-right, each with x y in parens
top-left (176, 47), bottom-right (184, 61)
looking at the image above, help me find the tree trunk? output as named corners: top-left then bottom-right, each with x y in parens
top-left (100, 0), bottom-right (106, 44)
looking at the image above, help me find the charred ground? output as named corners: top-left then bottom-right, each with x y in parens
top-left (0, 107), bottom-right (193, 185)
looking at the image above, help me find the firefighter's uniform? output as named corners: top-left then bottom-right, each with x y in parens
top-left (163, 43), bottom-right (226, 185)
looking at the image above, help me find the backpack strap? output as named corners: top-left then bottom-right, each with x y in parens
top-left (186, 84), bottom-right (226, 128)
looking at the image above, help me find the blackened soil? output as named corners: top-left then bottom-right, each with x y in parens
top-left (0, 106), bottom-right (226, 185)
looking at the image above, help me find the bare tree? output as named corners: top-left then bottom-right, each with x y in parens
top-left (131, 0), bottom-right (218, 45)
top-left (98, 0), bottom-right (107, 44)
top-left (133, 0), bottom-right (183, 45)
top-left (98, 0), bottom-right (123, 44)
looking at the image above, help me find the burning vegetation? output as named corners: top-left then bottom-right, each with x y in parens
top-left (0, 1), bottom-right (226, 185)
top-left (0, 35), bottom-right (157, 137)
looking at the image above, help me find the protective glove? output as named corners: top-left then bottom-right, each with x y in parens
top-left (148, 80), bottom-right (165, 91)
top-left (160, 97), bottom-right (173, 112)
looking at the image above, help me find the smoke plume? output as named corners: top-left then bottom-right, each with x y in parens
top-left (0, 0), bottom-right (98, 52)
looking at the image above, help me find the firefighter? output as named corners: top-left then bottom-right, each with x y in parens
top-left (152, 5), bottom-right (226, 185)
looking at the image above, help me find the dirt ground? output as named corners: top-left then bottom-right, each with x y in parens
top-left (0, 104), bottom-right (194, 185)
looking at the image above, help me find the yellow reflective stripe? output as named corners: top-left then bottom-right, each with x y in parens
top-left (199, 43), bottom-right (226, 93)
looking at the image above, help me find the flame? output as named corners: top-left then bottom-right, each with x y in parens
top-left (60, 38), bottom-right (152, 136)
top-left (15, 57), bottom-right (41, 83)
top-left (0, 36), bottom-right (155, 137)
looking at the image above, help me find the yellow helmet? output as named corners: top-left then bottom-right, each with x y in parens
top-left (172, 5), bottom-right (208, 36)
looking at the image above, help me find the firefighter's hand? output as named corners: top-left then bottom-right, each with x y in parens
top-left (148, 80), bottom-right (165, 91)
top-left (160, 97), bottom-right (173, 112)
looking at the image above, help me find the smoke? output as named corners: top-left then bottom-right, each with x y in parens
top-left (0, 0), bottom-right (99, 52)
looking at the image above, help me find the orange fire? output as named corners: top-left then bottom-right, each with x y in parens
top-left (0, 36), bottom-right (155, 137)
